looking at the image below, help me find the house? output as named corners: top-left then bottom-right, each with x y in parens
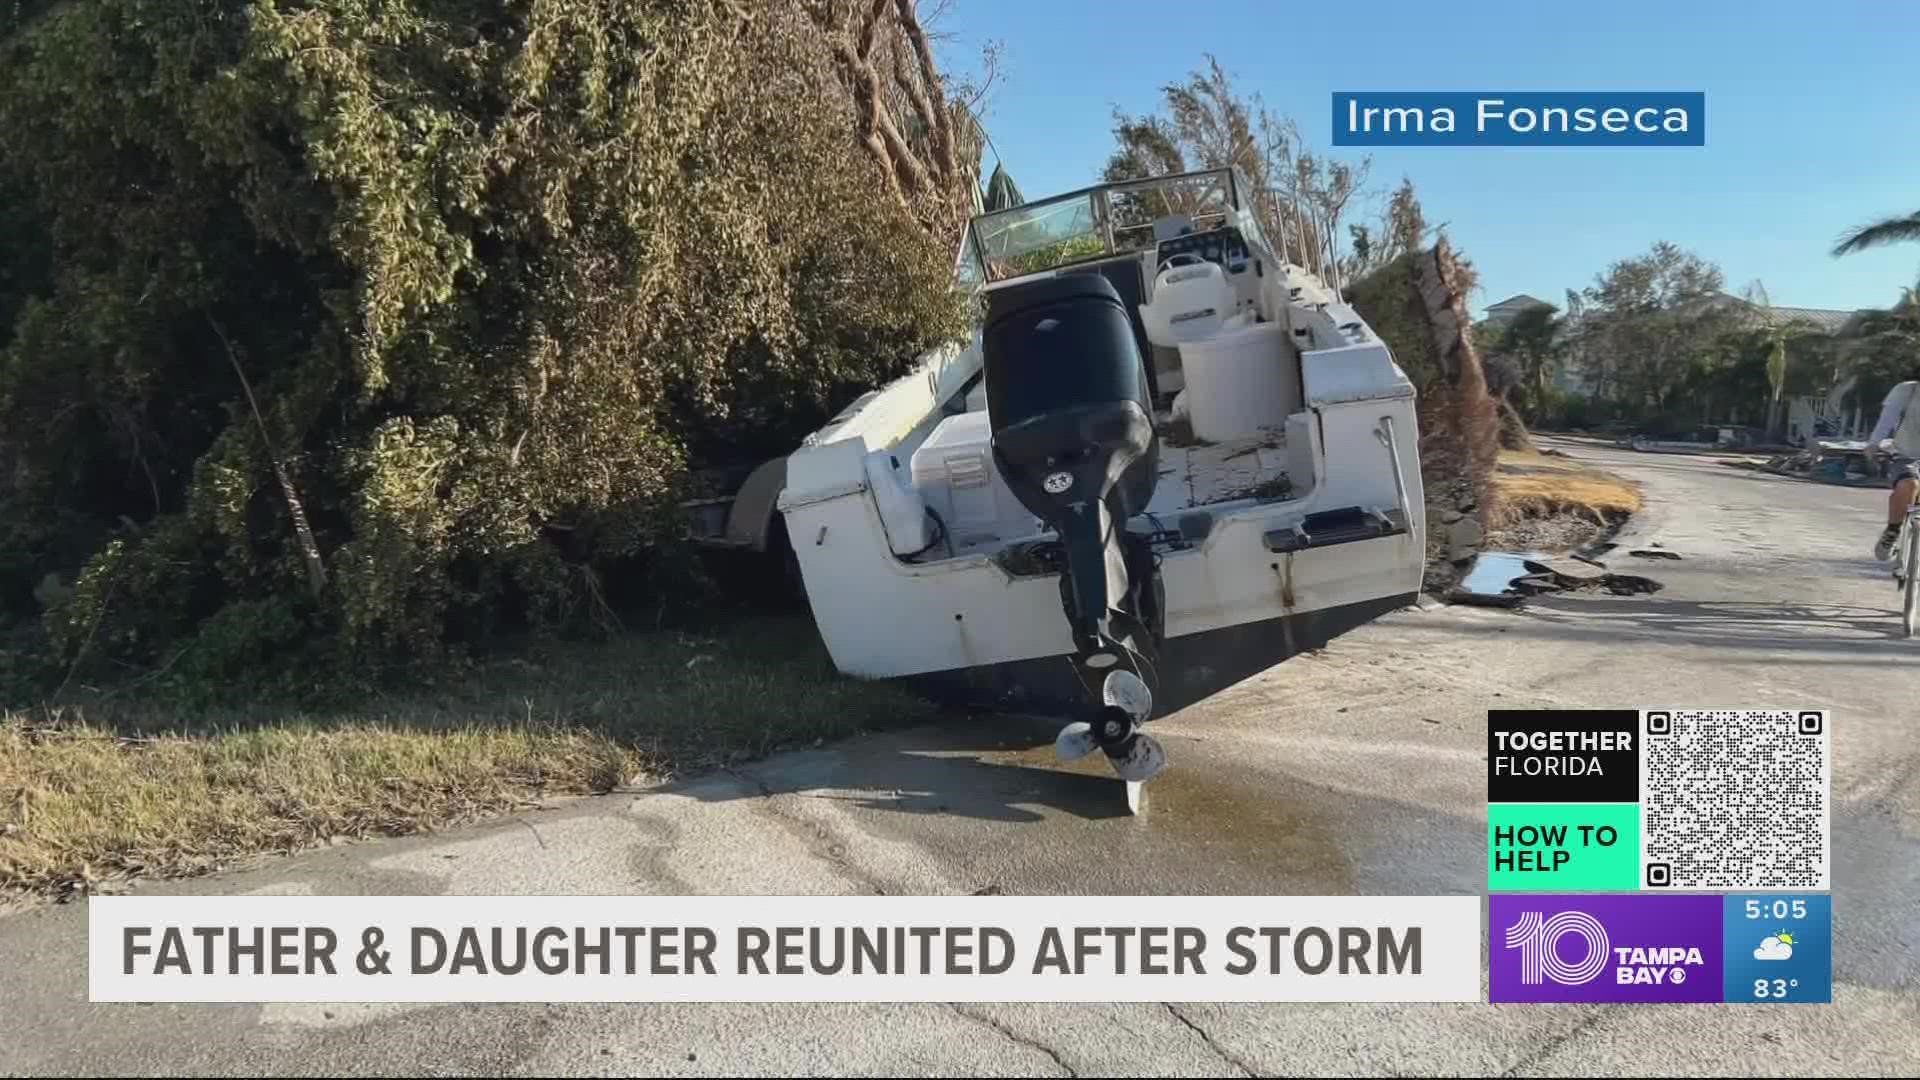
top-left (1482, 293), bottom-right (1552, 328)
top-left (1546, 311), bottom-right (1599, 396)
top-left (1524, 287), bottom-right (1871, 439)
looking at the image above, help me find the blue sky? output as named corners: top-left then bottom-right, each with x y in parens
top-left (933, 0), bottom-right (1920, 318)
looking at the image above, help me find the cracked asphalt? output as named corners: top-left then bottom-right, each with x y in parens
top-left (1, 440), bottom-right (1915, 1076)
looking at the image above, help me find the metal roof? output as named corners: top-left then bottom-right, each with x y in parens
top-left (1748, 303), bottom-right (1863, 335)
top-left (1486, 293), bottom-right (1551, 312)
top-left (1701, 293), bottom-right (1865, 334)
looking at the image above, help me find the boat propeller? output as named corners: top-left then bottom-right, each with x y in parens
top-left (1054, 666), bottom-right (1166, 811)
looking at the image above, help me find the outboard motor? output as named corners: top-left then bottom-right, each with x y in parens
top-left (983, 272), bottom-right (1168, 787)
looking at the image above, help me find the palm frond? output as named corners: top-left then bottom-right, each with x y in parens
top-left (1832, 211), bottom-right (1920, 256)
top-left (983, 163), bottom-right (1023, 211)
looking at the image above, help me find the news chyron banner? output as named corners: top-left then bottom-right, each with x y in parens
top-left (1487, 709), bottom-right (1832, 1004)
top-left (92, 895), bottom-right (1482, 1003)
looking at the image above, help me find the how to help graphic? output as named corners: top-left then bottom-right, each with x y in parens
top-left (1486, 710), bottom-right (1829, 893)
top-left (1485, 710), bottom-right (1832, 1004)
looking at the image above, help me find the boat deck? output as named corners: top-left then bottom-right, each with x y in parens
top-left (1145, 430), bottom-right (1293, 516)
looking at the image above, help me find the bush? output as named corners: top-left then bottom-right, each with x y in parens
top-left (1532, 389), bottom-right (1596, 431)
top-left (0, 1), bottom-right (973, 692)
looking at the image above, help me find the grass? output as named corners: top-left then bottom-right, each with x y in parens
top-left (0, 616), bottom-right (939, 898)
top-left (1493, 449), bottom-right (1644, 522)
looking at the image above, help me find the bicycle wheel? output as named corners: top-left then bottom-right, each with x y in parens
top-left (1904, 524), bottom-right (1920, 638)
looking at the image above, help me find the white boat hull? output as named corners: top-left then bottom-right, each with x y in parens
top-left (772, 167), bottom-right (1427, 717)
top-left (779, 331), bottom-right (1424, 712)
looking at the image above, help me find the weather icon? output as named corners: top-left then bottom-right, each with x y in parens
top-left (1754, 931), bottom-right (1795, 961)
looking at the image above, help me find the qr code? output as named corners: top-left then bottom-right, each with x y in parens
top-left (1640, 710), bottom-right (1830, 890)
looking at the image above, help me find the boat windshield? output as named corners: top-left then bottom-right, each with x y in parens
top-left (970, 169), bottom-right (1238, 283)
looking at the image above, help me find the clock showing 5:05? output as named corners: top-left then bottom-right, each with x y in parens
top-left (1723, 894), bottom-right (1830, 1004)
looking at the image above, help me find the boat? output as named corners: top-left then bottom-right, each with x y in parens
top-left (723, 167), bottom-right (1425, 806)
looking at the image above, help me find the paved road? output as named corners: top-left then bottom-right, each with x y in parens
top-left (3, 442), bottom-right (1916, 1076)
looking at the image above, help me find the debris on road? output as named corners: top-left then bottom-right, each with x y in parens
top-left (1601, 573), bottom-right (1663, 595)
top-left (1629, 548), bottom-right (1683, 560)
top-left (1446, 515), bottom-right (1485, 563)
top-left (1524, 556), bottom-right (1610, 586)
top-left (1758, 444), bottom-right (1887, 486)
top-left (1446, 550), bottom-right (1665, 607)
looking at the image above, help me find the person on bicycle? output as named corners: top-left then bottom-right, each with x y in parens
top-left (1868, 376), bottom-right (1920, 560)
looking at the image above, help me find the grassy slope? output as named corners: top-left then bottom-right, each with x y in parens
top-left (0, 616), bottom-right (937, 896)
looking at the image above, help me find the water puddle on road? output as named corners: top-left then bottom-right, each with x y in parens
top-left (1456, 550), bottom-right (1549, 598)
top-left (981, 743), bottom-right (1353, 891)
top-left (992, 743), bottom-right (1111, 779)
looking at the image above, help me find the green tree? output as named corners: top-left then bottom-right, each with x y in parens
top-left (1384, 178), bottom-right (1429, 257)
top-left (1570, 242), bottom-right (1735, 424)
top-left (1500, 304), bottom-right (1562, 413)
top-left (0, 0), bottom-right (977, 688)
top-left (1349, 224), bottom-right (1375, 271)
top-left (1102, 55), bottom-right (1372, 283)
top-left (1347, 177), bottom-right (1430, 279)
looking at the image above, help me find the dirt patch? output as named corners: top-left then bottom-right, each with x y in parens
top-left (1161, 416), bottom-right (1207, 449)
top-left (1214, 475), bottom-right (1293, 504)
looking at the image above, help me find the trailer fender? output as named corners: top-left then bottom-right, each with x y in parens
top-left (725, 456), bottom-right (790, 551)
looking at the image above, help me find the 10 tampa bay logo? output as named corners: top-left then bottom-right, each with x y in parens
top-left (1504, 909), bottom-right (1706, 987)
top-left (1489, 895), bottom-right (1723, 1003)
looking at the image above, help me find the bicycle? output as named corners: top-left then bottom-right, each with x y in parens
top-left (1887, 455), bottom-right (1920, 637)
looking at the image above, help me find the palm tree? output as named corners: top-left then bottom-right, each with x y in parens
top-left (1501, 304), bottom-right (1561, 407)
top-left (1833, 211), bottom-right (1920, 256)
top-left (1741, 280), bottom-right (1823, 439)
top-left (983, 162), bottom-right (1024, 212)
top-left (1840, 277), bottom-right (1920, 415)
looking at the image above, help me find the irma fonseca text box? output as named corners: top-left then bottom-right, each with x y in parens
top-left (91, 894), bottom-right (1481, 1003)
top-left (1331, 92), bottom-right (1705, 146)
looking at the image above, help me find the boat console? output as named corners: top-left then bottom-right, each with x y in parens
top-left (1155, 224), bottom-right (1253, 275)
